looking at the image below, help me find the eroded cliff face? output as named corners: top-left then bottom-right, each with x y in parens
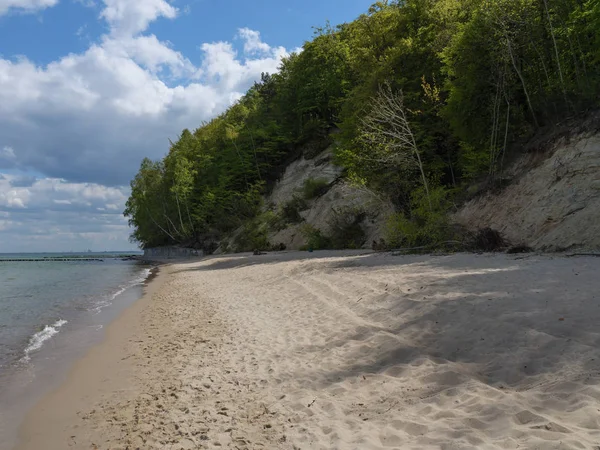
top-left (219, 123), bottom-right (600, 254)
top-left (266, 149), bottom-right (395, 250)
top-left (456, 131), bottom-right (600, 251)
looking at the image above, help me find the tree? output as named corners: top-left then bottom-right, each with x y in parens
top-left (124, 0), bottom-right (600, 251)
top-left (124, 158), bottom-right (175, 247)
top-left (359, 81), bottom-right (432, 210)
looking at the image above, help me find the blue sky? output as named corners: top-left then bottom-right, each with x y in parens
top-left (0, 0), bottom-right (373, 252)
top-left (1, 1), bottom-right (371, 65)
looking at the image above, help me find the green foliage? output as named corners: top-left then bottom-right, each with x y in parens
top-left (302, 178), bottom-right (331, 200)
top-left (300, 224), bottom-right (331, 250)
top-left (281, 196), bottom-right (308, 224)
top-left (327, 206), bottom-right (367, 249)
top-left (263, 209), bottom-right (288, 232)
top-left (126, 0), bottom-right (600, 251)
top-left (385, 185), bottom-right (452, 249)
top-left (233, 218), bottom-right (271, 253)
top-left (298, 207), bottom-right (367, 250)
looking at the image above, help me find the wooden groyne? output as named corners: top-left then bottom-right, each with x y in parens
top-left (0, 256), bottom-right (142, 262)
top-left (0, 258), bottom-right (105, 262)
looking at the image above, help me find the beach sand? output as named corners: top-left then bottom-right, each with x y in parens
top-left (16, 251), bottom-right (600, 449)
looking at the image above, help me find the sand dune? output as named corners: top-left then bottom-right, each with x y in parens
top-left (18, 251), bottom-right (600, 449)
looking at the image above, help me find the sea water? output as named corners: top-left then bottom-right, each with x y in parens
top-left (0, 253), bottom-right (151, 449)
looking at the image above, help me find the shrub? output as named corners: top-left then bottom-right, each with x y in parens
top-left (233, 219), bottom-right (270, 252)
top-left (263, 209), bottom-right (287, 232)
top-left (385, 213), bottom-right (425, 249)
top-left (270, 242), bottom-right (287, 251)
top-left (384, 185), bottom-right (453, 250)
top-left (327, 206), bottom-right (367, 249)
top-left (302, 177), bottom-right (331, 200)
top-left (299, 118), bottom-right (332, 159)
top-left (281, 195), bottom-right (308, 223)
top-left (466, 228), bottom-right (508, 252)
top-left (303, 138), bottom-right (333, 160)
top-left (300, 224), bottom-right (331, 250)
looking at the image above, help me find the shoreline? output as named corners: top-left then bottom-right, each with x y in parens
top-left (14, 251), bottom-right (600, 449)
top-left (0, 261), bottom-right (154, 450)
top-left (14, 264), bottom-right (168, 450)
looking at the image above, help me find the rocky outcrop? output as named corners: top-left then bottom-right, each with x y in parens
top-left (266, 149), bottom-right (394, 250)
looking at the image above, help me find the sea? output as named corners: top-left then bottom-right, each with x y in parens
top-left (0, 252), bottom-right (152, 449)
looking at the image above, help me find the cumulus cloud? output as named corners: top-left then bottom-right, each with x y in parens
top-left (100, 0), bottom-right (177, 36)
top-left (0, 173), bottom-right (132, 251)
top-left (0, 0), bottom-right (58, 16)
top-left (0, 174), bottom-right (128, 212)
top-left (0, 0), bottom-right (293, 250)
top-left (0, 4), bottom-right (291, 185)
top-left (237, 28), bottom-right (272, 55)
top-left (100, 34), bottom-right (196, 76)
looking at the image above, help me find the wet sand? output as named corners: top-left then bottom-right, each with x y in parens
top-left (15, 266), bottom-right (167, 449)
top-left (16, 251), bottom-right (600, 449)
top-left (0, 266), bottom-right (150, 450)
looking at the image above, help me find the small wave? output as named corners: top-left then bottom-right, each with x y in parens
top-left (90, 268), bottom-right (153, 314)
top-left (110, 286), bottom-right (128, 301)
top-left (90, 300), bottom-right (112, 315)
top-left (137, 268), bottom-right (153, 283)
top-left (22, 319), bottom-right (68, 361)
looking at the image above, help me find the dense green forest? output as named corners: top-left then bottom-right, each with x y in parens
top-left (125, 0), bottom-right (600, 251)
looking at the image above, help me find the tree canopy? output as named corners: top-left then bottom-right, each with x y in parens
top-left (125, 0), bottom-right (600, 250)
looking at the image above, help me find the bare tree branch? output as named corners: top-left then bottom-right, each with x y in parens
top-left (359, 81), bottom-right (432, 210)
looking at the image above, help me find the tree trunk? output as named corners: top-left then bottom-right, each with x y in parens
top-left (542, 0), bottom-right (567, 97)
top-left (175, 192), bottom-right (186, 238)
top-left (506, 37), bottom-right (539, 127)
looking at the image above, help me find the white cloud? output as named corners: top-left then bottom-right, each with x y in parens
top-left (0, 0), bottom-right (58, 16)
top-left (0, 26), bottom-right (291, 184)
top-left (100, 0), bottom-right (177, 36)
top-left (1, 146), bottom-right (15, 160)
top-left (0, 0), bottom-right (293, 251)
top-left (0, 174), bottom-right (128, 211)
top-left (100, 34), bottom-right (196, 76)
top-left (238, 28), bottom-right (272, 55)
top-left (0, 172), bottom-right (135, 250)
top-left (0, 207), bottom-right (134, 251)
top-left (74, 0), bottom-right (96, 7)
top-left (200, 31), bottom-right (287, 93)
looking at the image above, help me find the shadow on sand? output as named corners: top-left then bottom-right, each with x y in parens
top-left (175, 250), bottom-right (600, 391)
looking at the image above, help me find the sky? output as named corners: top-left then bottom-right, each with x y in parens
top-left (0, 0), bottom-right (372, 252)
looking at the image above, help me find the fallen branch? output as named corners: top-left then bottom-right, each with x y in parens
top-left (389, 240), bottom-right (466, 255)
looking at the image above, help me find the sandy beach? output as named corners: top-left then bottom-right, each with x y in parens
top-left (15, 251), bottom-right (600, 449)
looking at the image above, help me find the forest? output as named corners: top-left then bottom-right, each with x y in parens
top-left (125, 0), bottom-right (600, 251)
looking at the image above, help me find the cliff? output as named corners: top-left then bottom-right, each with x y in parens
top-left (216, 148), bottom-right (395, 253)
top-left (266, 149), bottom-right (394, 250)
top-left (456, 126), bottom-right (600, 252)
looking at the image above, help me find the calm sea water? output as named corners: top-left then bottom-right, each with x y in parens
top-left (0, 252), bottom-right (154, 449)
top-left (0, 252), bottom-right (148, 370)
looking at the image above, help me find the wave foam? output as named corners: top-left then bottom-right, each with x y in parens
top-left (22, 319), bottom-right (68, 361)
top-left (91, 267), bottom-right (153, 314)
